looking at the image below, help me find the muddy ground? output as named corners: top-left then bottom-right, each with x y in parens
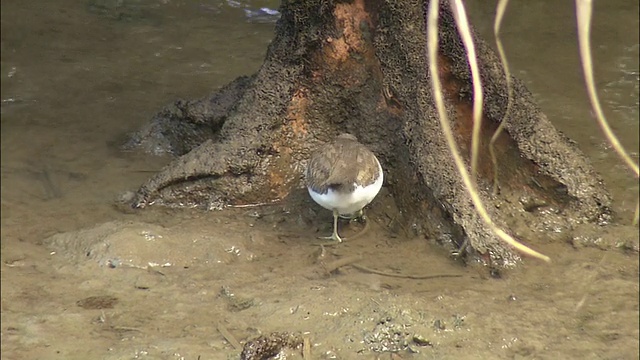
top-left (2, 184), bottom-right (639, 359)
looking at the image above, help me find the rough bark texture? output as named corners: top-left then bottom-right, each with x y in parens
top-left (126, 0), bottom-right (611, 266)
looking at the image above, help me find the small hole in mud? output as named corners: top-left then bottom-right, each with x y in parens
top-left (76, 295), bottom-right (119, 309)
top-left (555, 184), bottom-right (568, 195)
top-left (489, 268), bottom-right (502, 279)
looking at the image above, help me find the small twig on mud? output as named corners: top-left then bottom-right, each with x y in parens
top-left (98, 311), bottom-right (142, 334)
top-left (228, 200), bottom-right (281, 208)
top-left (575, 253), bottom-right (608, 312)
top-left (111, 326), bottom-right (143, 333)
top-left (350, 264), bottom-right (463, 280)
top-left (303, 336), bottom-right (312, 359)
top-left (217, 322), bottom-right (242, 350)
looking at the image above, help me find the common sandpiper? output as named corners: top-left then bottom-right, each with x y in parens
top-left (305, 133), bottom-right (384, 242)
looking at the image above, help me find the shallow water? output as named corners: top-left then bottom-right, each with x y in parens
top-left (1, 1), bottom-right (638, 359)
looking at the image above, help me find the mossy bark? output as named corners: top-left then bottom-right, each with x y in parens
top-left (127, 0), bottom-right (611, 266)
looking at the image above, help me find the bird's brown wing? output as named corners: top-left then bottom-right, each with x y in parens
top-left (307, 141), bottom-right (357, 193)
top-left (306, 138), bottom-right (380, 193)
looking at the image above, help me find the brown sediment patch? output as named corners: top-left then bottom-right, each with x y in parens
top-left (264, 87), bottom-right (312, 201)
top-left (286, 88), bottom-right (310, 138)
top-left (334, 0), bottom-right (372, 54)
top-left (318, 0), bottom-right (377, 88)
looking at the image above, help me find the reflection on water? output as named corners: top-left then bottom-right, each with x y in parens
top-left (1, 0), bottom-right (278, 232)
top-left (603, 44), bottom-right (639, 129)
top-left (86, 0), bottom-right (281, 23)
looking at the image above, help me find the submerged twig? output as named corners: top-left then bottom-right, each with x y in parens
top-left (350, 263), bottom-right (463, 280)
top-left (427, 0), bottom-right (551, 262)
top-left (303, 336), bottom-right (312, 359)
top-left (39, 164), bottom-right (63, 199)
top-left (322, 255), bottom-right (363, 274)
top-left (217, 322), bottom-right (242, 350)
top-left (575, 253), bottom-right (608, 312)
top-left (321, 255), bottom-right (463, 280)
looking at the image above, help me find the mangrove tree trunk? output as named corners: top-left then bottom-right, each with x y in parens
top-left (126, 0), bottom-right (611, 267)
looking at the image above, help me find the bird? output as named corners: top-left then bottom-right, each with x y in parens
top-left (305, 133), bottom-right (384, 242)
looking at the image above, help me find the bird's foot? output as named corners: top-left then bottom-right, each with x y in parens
top-left (318, 232), bottom-right (343, 243)
top-left (339, 209), bottom-right (364, 221)
top-left (345, 214), bottom-right (370, 241)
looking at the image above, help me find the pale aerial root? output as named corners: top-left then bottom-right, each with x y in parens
top-left (489, 0), bottom-right (514, 196)
top-left (450, 0), bottom-right (514, 194)
top-left (575, 0), bottom-right (640, 225)
top-left (448, 0), bottom-right (484, 180)
top-left (427, 0), bottom-right (551, 263)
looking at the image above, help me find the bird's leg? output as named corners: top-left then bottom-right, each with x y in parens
top-left (350, 209), bottom-right (365, 223)
top-left (345, 208), bottom-right (370, 240)
top-left (318, 209), bottom-right (343, 242)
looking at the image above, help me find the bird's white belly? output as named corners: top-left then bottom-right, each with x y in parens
top-left (307, 164), bottom-right (383, 216)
